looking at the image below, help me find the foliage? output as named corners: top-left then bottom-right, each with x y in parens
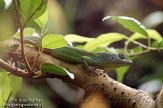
top-left (42, 34), bottom-right (68, 49)
top-left (0, 71), bottom-right (22, 107)
top-left (19, 0), bottom-right (47, 19)
top-left (103, 16), bottom-right (148, 36)
top-left (0, 1), bottom-right (163, 107)
top-left (40, 63), bottom-right (74, 79)
top-left (83, 33), bottom-right (128, 51)
top-left (34, 9), bottom-right (48, 28)
top-left (0, 3), bottom-right (17, 42)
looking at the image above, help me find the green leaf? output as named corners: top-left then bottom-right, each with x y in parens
top-left (40, 63), bottom-right (74, 79)
top-left (116, 67), bottom-right (128, 83)
top-left (34, 9), bottom-right (48, 28)
top-left (14, 27), bottom-right (36, 38)
top-left (147, 29), bottom-right (162, 42)
top-left (65, 34), bottom-right (95, 43)
top-left (128, 33), bottom-right (146, 43)
top-left (128, 46), bottom-right (144, 58)
top-left (91, 47), bottom-right (109, 52)
top-left (152, 40), bottom-right (163, 48)
top-left (151, 41), bottom-right (159, 48)
top-left (19, 0), bottom-right (47, 19)
top-left (0, 0), bottom-right (5, 9)
top-left (84, 33), bottom-right (128, 51)
top-left (0, 72), bottom-right (11, 107)
top-left (103, 16), bottom-right (148, 36)
top-left (8, 74), bottom-right (22, 98)
top-left (76, 45), bottom-right (85, 49)
top-left (0, 71), bottom-right (22, 108)
top-left (42, 34), bottom-right (68, 49)
top-left (130, 46), bottom-right (143, 53)
top-left (0, 11), bottom-right (17, 42)
top-left (128, 29), bottom-right (162, 43)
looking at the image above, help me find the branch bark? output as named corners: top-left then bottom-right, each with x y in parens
top-left (1, 39), bottom-right (162, 108)
top-left (0, 58), bottom-right (30, 77)
top-left (156, 87), bottom-right (163, 108)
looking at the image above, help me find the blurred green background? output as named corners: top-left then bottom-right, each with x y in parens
top-left (0, 0), bottom-right (163, 108)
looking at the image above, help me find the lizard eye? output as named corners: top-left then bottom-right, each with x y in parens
top-left (118, 53), bottom-right (126, 59)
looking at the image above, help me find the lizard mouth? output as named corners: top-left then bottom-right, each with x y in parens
top-left (120, 59), bottom-right (132, 65)
top-left (122, 59), bottom-right (132, 64)
top-left (102, 59), bottom-right (132, 69)
top-left (115, 59), bottom-right (132, 66)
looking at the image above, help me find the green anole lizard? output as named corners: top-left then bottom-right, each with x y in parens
top-left (24, 36), bottom-right (132, 72)
top-left (50, 46), bottom-right (132, 72)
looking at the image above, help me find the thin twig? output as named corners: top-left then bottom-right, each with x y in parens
top-left (22, 0), bottom-right (46, 72)
top-left (13, 0), bottom-right (32, 74)
top-left (124, 39), bottom-right (163, 56)
top-left (132, 40), bottom-right (148, 49)
top-left (13, 0), bottom-right (46, 75)
top-left (124, 40), bottom-right (148, 56)
top-left (126, 49), bottom-right (150, 56)
top-left (0, 58), bottom-right (31, 77)
top-left (31, 27), bottom-right (48, 71)
top-left (31, 37), bottom-right (43, 71)
top-left (124, 41), bottom-right (130, 55)
top-left (147, 35), bottom-right (151, 48)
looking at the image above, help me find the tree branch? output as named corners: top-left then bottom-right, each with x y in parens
top-left (0, 58), bottom-right (31, 77)
top-left (16, 42), bottom-right (156, 107)
top-left (156, 86), bottom-right (163, 108)
top-left (1, 39), bottom-right (161, 108)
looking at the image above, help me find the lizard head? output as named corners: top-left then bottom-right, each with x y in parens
top-left (117, 53), bottom-right (132, 65)
top-left (99, 52), bottom-right (132, 69)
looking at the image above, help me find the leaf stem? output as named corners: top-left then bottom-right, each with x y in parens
top-left (13, 0), bottom-right (32, 74)
top-left (13, 0), bottom-right (46, 75)
top-left (126, 49), bottom-right (150, 56)
top-left (124, 39), bottom-right (163, 56)
top-left (147, 35), bottom-right (151, 48)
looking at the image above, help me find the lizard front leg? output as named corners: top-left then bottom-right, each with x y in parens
top-left (81, 56), bottom-right (98, 74)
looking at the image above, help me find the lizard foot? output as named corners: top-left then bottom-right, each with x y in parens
top-left (84, 66), bottom-right (98, 76)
